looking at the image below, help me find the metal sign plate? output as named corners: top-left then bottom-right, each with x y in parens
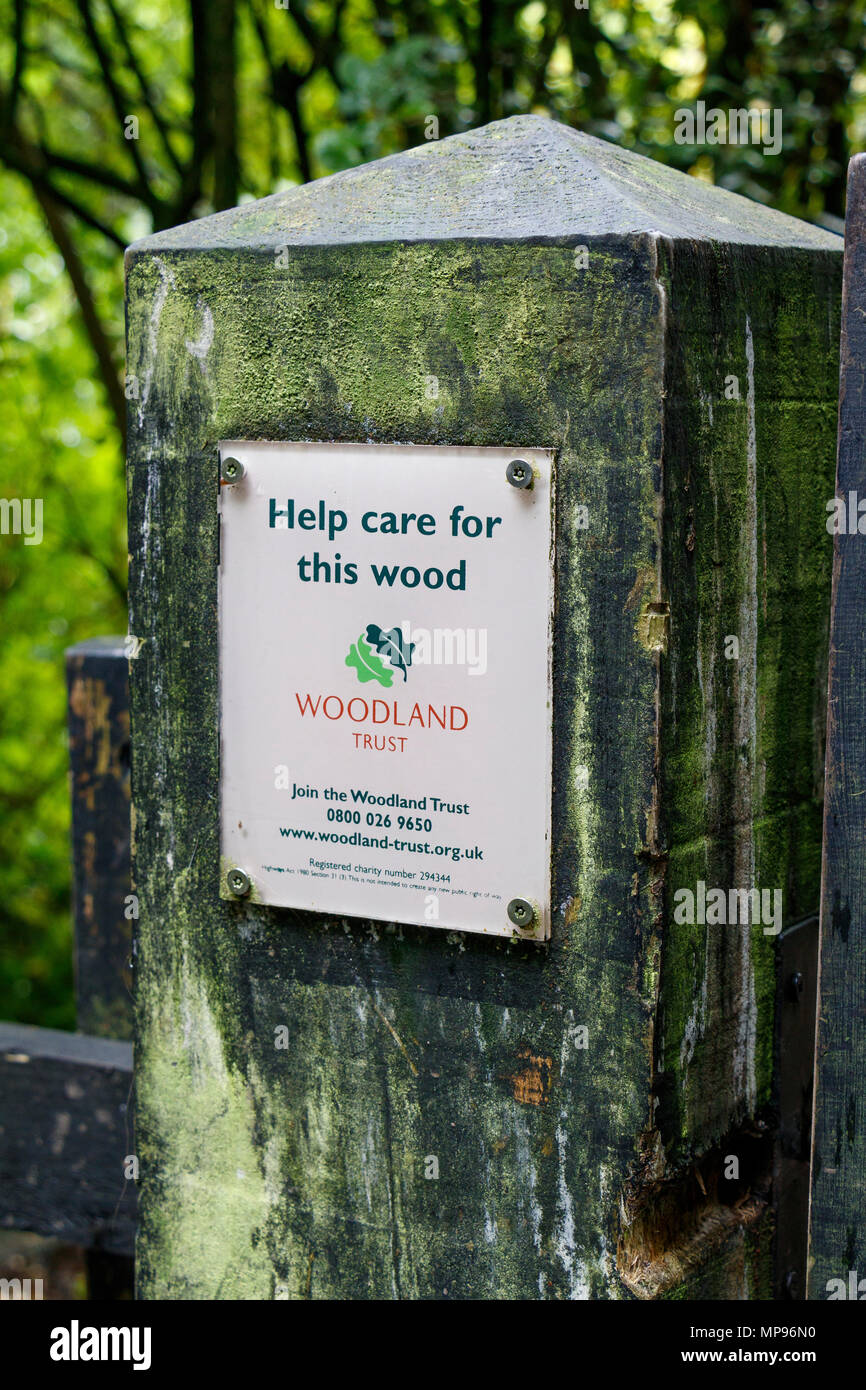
top-left (218, 442), bottom-right (554, 939)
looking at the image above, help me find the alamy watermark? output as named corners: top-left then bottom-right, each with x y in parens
top-left (674, 101), bottom-right (782, 157)
top-left (0, 1276), bottom-right (43, 1299)
top-left (50, 1321), bottom-right (151, 1370)
top-left (826, 491), bottom-right (866, 535)
top-left (826, 1270), bottom-right (866, 1299)
top-left (0, 497), bottom-right (42, 545)
top-left (673, 881), bottom-right (782, 935)
top-left (398, 622), bottom-right (488, 676)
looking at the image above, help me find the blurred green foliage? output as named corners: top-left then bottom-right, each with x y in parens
top-left (0, 0), bottom-right (864, 1025)
top-left (0, 176), bottom-right (126, 1024)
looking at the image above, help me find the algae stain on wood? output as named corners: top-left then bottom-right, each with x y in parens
top-left (648, 240), bottom-right (840, 1292)
top-left (509, 1049), bottom-right (554, 1106)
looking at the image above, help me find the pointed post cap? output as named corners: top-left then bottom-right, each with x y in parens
top-left (129, 115), bottom-right (841, 258)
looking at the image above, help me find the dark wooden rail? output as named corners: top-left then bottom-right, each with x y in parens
top-left (0, 639), bottom-right (135, 1290)
top-left (0, 1023), bottom-right (134, 1255)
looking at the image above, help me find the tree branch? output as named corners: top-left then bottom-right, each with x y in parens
top-left (30, 146), bottom-right (146, 201)
top-left (75, 0), bottom-right (160, 214)
top-left (102, 0), bottom-right (186, 179)
top-left (4, 0), bottom-right (28, 130)
top-left (33, 188), bottom-right (127, 448)
top-left (2, 136), bottom-right (129, 246)
top-left (207, 0), bottom-right (238, 209)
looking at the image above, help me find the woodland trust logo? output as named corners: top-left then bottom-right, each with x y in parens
top-left (346, 624), bottom-right (414, 688)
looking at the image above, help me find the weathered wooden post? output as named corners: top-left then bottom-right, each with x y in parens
top-left (66, 637), bottom-right (133, 1043)
top-left (0, 640), bottom-right (135, 1290)
top-left (65, 635), bottom-right (135, 1297)
top-left (126, 116), bottom-right (841, 1299)
top-left (808, 154), bottom-right (866, 1301)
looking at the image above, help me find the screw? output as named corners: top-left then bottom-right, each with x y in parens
top-left (227, 867), bottom-right (251, 897)
top-left (788, 971), bottom-right (805, 1002)
top-left (507, 898), bottom-right (536, 928)
top-left (221, 456), bottom-right (245, 484)
top-left (784, 1268), bottom-right (799, 1299)
top-left (506, 459), bottom-right (533, 490)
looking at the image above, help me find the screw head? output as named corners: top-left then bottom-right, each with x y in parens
top-left (788, 970), bottom-right (805, 1002)
top-left (221, 456), bottom-right (245, 484)
top-left (227, 867), bottom-right (251, 897)
top-left (507, 898), bottom-right (536, 928)
top-left (506, 458), bottom-right (533, 490)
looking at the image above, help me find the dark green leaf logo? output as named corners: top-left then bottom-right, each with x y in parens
top-left (365, 624), bottom-right (415, 682)
top-left (345, 624), bottom-right (415, 687)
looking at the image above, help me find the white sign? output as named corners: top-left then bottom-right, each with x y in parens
top-left (218, 442), bottom-right (554, 939)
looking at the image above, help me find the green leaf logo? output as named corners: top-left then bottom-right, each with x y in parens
top-left (345, 633), bottom-right (394, 687)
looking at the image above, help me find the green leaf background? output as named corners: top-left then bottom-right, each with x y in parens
top-left (346, 634), bottom-right (394, 688)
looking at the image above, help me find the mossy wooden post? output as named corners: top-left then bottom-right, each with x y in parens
top-left (126, 117), bottom-right (841, 1300)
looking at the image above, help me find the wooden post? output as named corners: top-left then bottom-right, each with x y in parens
top-left (808, 154), bottom-right (866, 1301)
top-left (0, 640), bottom-right (136, 1276)
top-left (126, 117), bottom-right (841, 1299)
top-left (65, 636), bottom-right (135, 1295)
top-left (66, 637), bottom-right (133, 1041)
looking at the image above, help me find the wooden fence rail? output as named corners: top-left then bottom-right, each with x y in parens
top-left (0, 639), bottom-right (135, 1293)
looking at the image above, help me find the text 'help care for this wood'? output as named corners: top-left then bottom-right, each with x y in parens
top-left (218, 442), bottom-right (554, 939)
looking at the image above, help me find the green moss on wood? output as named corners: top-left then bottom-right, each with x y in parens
top-left (655, 242), bottom-right (840, 1158)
